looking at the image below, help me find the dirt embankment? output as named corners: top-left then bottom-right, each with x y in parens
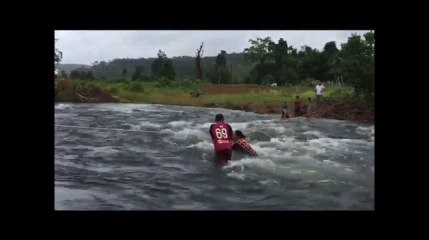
top-left (307, 101), bottom-right (374, 123)
top-left (55, 79), bottom-right (120, 103)
top-left (203, 101), bottom-right (374, 124)
top-left (203, 85), bottom-right (292, 94)
top-left (55, 81), bottom-right (373, 124)
top-left (202, 85), bottom-right (373, 124)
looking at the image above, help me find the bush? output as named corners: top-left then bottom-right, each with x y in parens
top-left (141, 76), bottom-right (152, 82)
top-left (155, 77), bottom-right (171, 88)
top-left (326, 87), bottom-right (355, 101)
top-left (87, 82), bottom-right (96, 89)
top-left (114, 78), bottom-right (129, 83)
top-left (109, 87), bottom-right (119, 94)
top-left (73, 81), bottom-right (87, 92)
top-left (129, 82), bottom-right (144, 92)
top-left (261, 74), bottom-right (274, 86)
top-left (283, 68), bottom-right (299, 85)
top-left (302, 78), bottom-right (319, 87)
top-left (55, 91), bottom-right (76, 102)
top-left (182, 79), bottom-right (192, 86)
top-left (56, 80), bottom-right (74, 91)
top-left (89, 86), bottom-right (103, 95)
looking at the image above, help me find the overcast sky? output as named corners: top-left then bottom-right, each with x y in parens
top-left (55, 30), bottom-right (371, 65)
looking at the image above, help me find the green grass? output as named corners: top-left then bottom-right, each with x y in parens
top-left (324, 85), bottom-right (356, 102)
top-left (56, 78), bottom-right (362, 107)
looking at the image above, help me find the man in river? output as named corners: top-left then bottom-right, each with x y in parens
top-left (281, 102), bottom-right (289, 118)
top-left (209, 114), bottom-right (233, 161)
top-left (232, 130), bottom-right (257, 156)
top-left (306, 97), bottom-right (313, 113)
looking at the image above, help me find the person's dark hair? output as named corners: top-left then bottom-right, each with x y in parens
top-left (296, 95), bottom-right (300, 99)
top-left (308, 97), bottom-right (311, 101)
top-left (215, 114), bottom-right (224, 122)
top-left (235, 130), bottom-right (246, 139)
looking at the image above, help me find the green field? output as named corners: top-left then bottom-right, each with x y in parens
top-left (55, 79), bottom-right (357, 109)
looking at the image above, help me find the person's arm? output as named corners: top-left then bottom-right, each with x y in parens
top-left (232, 142), bottom-right (239, 150)
top-left (209, 124), bottom-right (215, 141)
top-left (234, 141), bottom-right (246, 153)
top-left (227, 124), bottom-right (233, 140)
top-left (240, 140), bottom-right (257, 156)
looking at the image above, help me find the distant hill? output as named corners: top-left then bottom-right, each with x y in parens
top-left (68, 52), bottom-right (254, 83)
top-left (57, 64), bottom-right (91, 74)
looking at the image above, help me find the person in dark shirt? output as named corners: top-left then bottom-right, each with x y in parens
top-left (294, 95), bottom-right (303, 116)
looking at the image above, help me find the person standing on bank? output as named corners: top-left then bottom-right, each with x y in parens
top-left (315, 82), bottom-right (325, 103)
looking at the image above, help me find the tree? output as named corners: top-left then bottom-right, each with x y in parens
top-left (87, 71), bottom-right (94, 81)
top-left (195, 42), bottom-right (204, 80)
top-left (54, 38), bottom-right (63, 83)
top-left (296, 45), bottom-right (325, 81)
top-left (244, 37), bottom-right (274, 65)
top-left (60, 70), bottom-right (68, 78)
top-left (54, 39), bottom-right (63, 66)
top-left (244, 37), bottom-right (298, 85)
top-left (261, 74), bottom-right (274, 85)
top-left (216, 50), bottom-right (227, 67)
top-left (152, 50), bottom-right (167, 78)
top-left (132, 66), bottom-right (145, 81)
top-left (272, 38), bottom-right (289, 67)
top-left (272, 38), bottom-right (292, 85)
top-left (229, 63), bottom-right (233, 84)
top-left (214, 50), bottom-right (231, 85)
top-left (339, 33), bottom-right (374, 97)
top-left (363, 31), bottom-right (375, 57)
top-left (323, 41), bottom-right (339, 57)
top-left (340, 34), bottom-right (366, 56)
top-left (121, 69), bottom-right (128, 78)
top-left (151, 50), bottom-right (176, 80)
top-left (70, 70), bottom-right (81, 79)
top-left (327, 55), bottom-right (343, 84)
top-left (284, 67), bottom-right (299, 85)
top-left (157, 50), bottom-right (167, 59)
top-left (321, 42), bottom-right (343, 85)
top-left (244, 37), bottom-right (275, 84)
top-left (161, 59), bottom-right (176, 80)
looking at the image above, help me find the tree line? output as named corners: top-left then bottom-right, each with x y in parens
top-left (243, 31), bottom-right (374, 96)
top-left (57, 31), bottom-right (374, 96)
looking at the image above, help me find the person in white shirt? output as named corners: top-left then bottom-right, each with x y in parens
top-left (315, 82), bottom-right (325, 102)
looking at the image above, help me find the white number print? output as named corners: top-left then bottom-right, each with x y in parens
top-left (215, 128), bottom-right (228, 139)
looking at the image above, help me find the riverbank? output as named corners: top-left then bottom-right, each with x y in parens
top-left (55, 79), bottom-right (374, 124)
top-left (200, 101), bottom-right (373, 124)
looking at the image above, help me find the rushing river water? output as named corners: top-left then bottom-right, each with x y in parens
top-left (55, 103), bottom-right (374, 210)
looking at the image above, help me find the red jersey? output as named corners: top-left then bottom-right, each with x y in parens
top-left (209, 122), bottom-right (233, 152)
